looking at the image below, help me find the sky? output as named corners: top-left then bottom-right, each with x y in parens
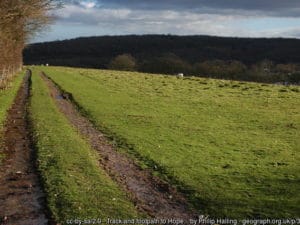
top-left (33, 0), bottom-right (300, 43)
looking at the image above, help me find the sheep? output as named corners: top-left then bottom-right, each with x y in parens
top-left (177, 73), bottom-right (184, 78)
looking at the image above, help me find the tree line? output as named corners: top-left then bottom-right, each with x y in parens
top-left (0, 0), bottom-right (59, 88)
top-left (24, 35), bottom-right (300, 83)
top-left (109, 53), bottom-right (300, 83)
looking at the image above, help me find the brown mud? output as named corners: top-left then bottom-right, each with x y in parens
top-left (0, 71), bottom-right (50, 225)
top-left (41, 72), bottom-right (199, 224)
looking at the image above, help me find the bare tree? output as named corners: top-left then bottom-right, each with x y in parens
top-left (0, 0), bottom-right (61, 88)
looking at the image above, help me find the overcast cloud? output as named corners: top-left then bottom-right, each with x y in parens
top-left (34, 0), bottom-right (300, 42)
top-left (69, 0), bottom-right (300, 17)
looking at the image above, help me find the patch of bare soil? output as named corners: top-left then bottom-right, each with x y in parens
top-left (41, 72), bottom-right (198, 224)
top-left (0, 71), bottom-right (50, 225)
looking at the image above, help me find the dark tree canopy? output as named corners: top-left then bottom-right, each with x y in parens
top-left (24, 35), bottom-right (300, 83)
top-left (24, 35), bottom-right (300, 67)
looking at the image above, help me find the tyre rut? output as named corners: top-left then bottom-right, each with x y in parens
top-left (40, 72), bottom-right (199, 224)
top-left (0, 70), bottom-right (51, 225)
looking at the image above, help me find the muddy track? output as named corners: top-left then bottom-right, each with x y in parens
top-left (0, 71), bottom-right (50, 225)
top-left (40, 72), bottom-right (198, 224)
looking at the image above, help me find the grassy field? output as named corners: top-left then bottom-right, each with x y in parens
top-left (38, 66), bottom-right (299, 218)
top-left (29, 69), bottom-right (141, 223)
top-left (0, 73), bottom-right (24, 163)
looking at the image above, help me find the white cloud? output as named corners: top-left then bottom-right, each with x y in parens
top-left (51, 3), bottom-right (300, 39)
top-left (79, 1), bottom-right (96, 9)
top-left (55, 4), bottom-right (131, 22)
top-left (253, 27), bottom-right (300, 38)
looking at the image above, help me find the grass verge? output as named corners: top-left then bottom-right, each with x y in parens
top-left (29, 68), bottom-right (141, 223)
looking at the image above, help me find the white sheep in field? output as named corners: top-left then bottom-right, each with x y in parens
top-left (177, 73), bottom-right (184, 78)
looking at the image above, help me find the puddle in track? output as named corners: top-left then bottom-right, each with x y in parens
top-left (40, 72), bottom-right (199, 224)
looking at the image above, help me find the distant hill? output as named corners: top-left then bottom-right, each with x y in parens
top-left (23, 35), bottom-right (300, 69)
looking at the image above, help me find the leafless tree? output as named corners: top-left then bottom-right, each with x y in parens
top-left (0, 0), bottom-right (61, 88)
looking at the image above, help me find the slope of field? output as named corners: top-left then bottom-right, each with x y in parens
top-left (40, 66), bottom-right (300, 218)
top-left (29, 69), bottom-right (141, 222)
top-left (0, 73), bottom-right (24, 163)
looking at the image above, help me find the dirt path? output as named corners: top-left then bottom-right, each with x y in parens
top-left (0, 71), bottom-right (50, 225)
top-left (41, 72), bottom-right (198, 224)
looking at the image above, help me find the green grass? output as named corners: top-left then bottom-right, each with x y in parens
top-left (0, 72), bottom-right (24, 163)
top-left (29, 68), bottom-right (141, 223)
top-left (38, 66), bottom-right (300, 219)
